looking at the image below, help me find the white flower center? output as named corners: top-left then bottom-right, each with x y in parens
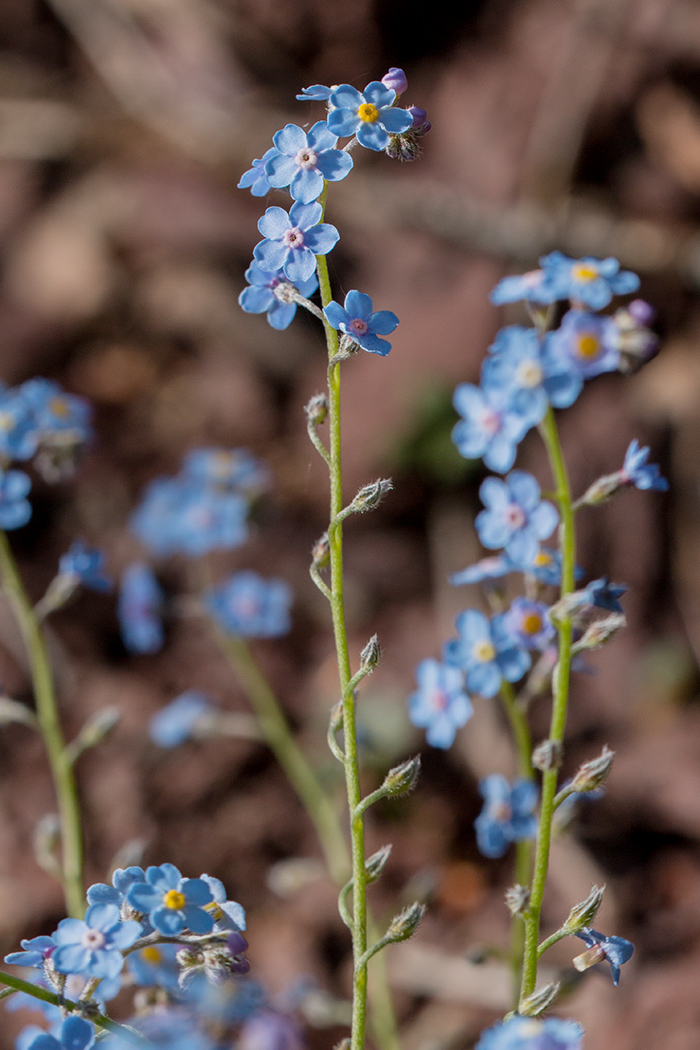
top-left (282, 227), bottom-right (305, 249)
top-left (349, 318), bottom-right (369, 337)
top-left (295, 148), bottom-right (318, 170)
top-left (504, 503), bottom-right (526, 530)
top-left (82, 928), bottom-right (106, 950)
top-left (515, 359), bottom-right (543, 388)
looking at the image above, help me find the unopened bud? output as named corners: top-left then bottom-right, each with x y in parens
top-left (505, 884), bottom-right (530, 916)
top-left (576, 472), bottom-right (625, 507)
top-left (571, 746), bottom-right (615, 793)
top-left (573, 943), bottom-right (607, 973)
top-left (562, 885), bottom-right (605, 934)
top-left (365, 844), bottom-right (392, 884)
top-left (76, 706), bottom-right (121, 751)
top-left (305, 394), bottom-right (328, 426)
top-left (312, 533), bottom-right (330, 567)
top-left (519, 982), bottom-right (560, 1017)
top-left (34, 813), bottom-right (62, 877)
top-left (382, 755), bottom-right (421, 797)
top-left (573, 613), bottom-right (626, 653)
top-left (360, 634), bottom-right (382, 673)
top-left (334, 1040), bottom-right (351, 1050)
top-left (532, 739), bottom-right (563, 772)
top-left (381, 68), bottom-right (408, 95)
top-left (386, 902), bottom-right (426, 943)
top-left (0, 695), bottom-right (37, 728)
top-left (350, 479), bottom-right (393, 513)
top-left (407, 106), bottom-right (431, 134)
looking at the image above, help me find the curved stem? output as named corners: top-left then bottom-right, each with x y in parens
top-left (0, 532), bottom-right (84, 917)
top-left (519, 406), bottom-right (576, 1005)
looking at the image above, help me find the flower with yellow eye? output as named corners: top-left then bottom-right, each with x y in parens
top-left (504, 597), bottom-right (555, 651)
top-left (127, 864), bottom-right (214, 936)
top-left (327, 81), bottom-right (413, 151)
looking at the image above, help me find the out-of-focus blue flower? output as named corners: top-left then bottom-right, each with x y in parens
top-left (476, 471), bottom-right (559, 566)
top-left (127, 864), bottom-right (214, 936)
top-left (0, 469), bottom-right (32, 529)
top-left (579, 576), bottom-right (627, 613)
top-left (324, 291), bottom-right (399, 356)
top-left (253, 201), bottom-right (339, 284)
top-left (118, 563), bottom-right (164, 654)
top-left (490, 267), bottom-right (556, 306)
top-left (408, 658), bottom-right (473, 749)
top-left (327, 82), bottom-right (413, 150)
top-left (238, 148), bottom-right (279, 197)
top-left (475, 1015), bottom-right (583, 1050)
top-left (503, 598), bottom-right (554, 651)
top-left (296, 84), bottom-right (333, 102)
top-left (450, 554), bottom-right (514, 586)
top-left (5, 935), bottom-right (56, 968)
top-left (482, 325), bottom-right (582, 414)
top-left (87, 867), bottom-right (147, 910)
top-left (20, 379), bottom-right (92, 444)
top-left (181, 448), bottom-right (270, 495)
top-left (540, 252), bottom-right (640, 310)
top-left (52, 903), bottom-right (140, 980)
top-left (443, 609), bottom-right (530, 697)
top-left (474, 775), bottom-right (538, 858)
top-left (206, 571), bottom-right (292, 638)
top-left (150, 691), bottom-right (214, 748)
top-left (265, 123), bottom-right (353, 203)
top-left (185, 973), bottom-right (266, 1027)
top-left (126, 942), bottom-right (181, 991)
top-left (381, 68), bottom-right (408, 95)
top-left (452, 384), bottom-right (532, 474)
top-left (17, 1022), bottom-right (62, 1050)
top-left (545, 309), bottom-right (619, 379)
top-left (199, 874), bottom-right (246, 932)
top-left (528, 547), bottom-right (580, 586)
top-left (573, 927), bottom-right (634, 985)
top-left (131, 475), bottom-right (249, 558)
top-left (0, 387), bottom-right (40, 462)
top-left (102, 1008), bottom-right (215, 1050)
top-left (240, 1010), bottom-right (304, 1050)
top-left (620, 439), bottom-right (668, 491)
top-left (58, 541), bottom-right (111, 591)
top-left (25, 1017), bottom-right (95, 1050)
top-left (239, 261), bottom-right (319, 331)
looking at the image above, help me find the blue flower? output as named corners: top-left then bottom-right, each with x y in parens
top-left (503, 598), bottom-right (554, 650)
top-left (238, 147), bottom-right (279, 197)
top-left (206, 571), bottom-right (292, 637)
top-left (253, 201), bottom-right (339, 284)
top-left (482, 325), bottom-right (582, 414)
top-left (443, 609), bottom-right (530, 697)
top-left (0, 469), bottom-right (32, 529)
top-left (620, 439), bottom-right (668, 491)
top-left (86, 867), bottom-right (147, 910)
top-left (579, 576), bottom-right (627, 613)
top-left (150, 691), bottom-right (213, 747)
top-left (490, 268), bottom-right (557, 306)
top-left (540, 252), bottom-right (640, 310)
top-left (408, 658), bottom-right (473, 749)
top-left (26, 1017), bottom-right (95, 1050)
top-left (181, 448), bottom-right (270, 494)
top-left (528, 546), bottom-right (583, 586)
top-left (58, 541), bottom-right (111, 592)
top-left (450, 554), bottom-right (514, 586)
top-left (240, 1011), bottom-right (303, 1050)
top-left (264, 123), bottom-right (353, 203)
top-left (474, 775), bottom-right (538, 858)
top-left (127, 864), bottom-right (214, 936)
top-left (296, 84), bottom-right (333, 102)
top-left (573, 927), bottom-right (634, 985)
top-left (118, 563), bottom-right (164, 655)
top-left (199, 874), bottom-right (247, 933)
top-left (19, 379), bottom-right (92, 445)
top-left (476, 1015), bottom-right (583, 1050)
top-left (381, 68), bottom-right (408, 95)
top-left (476, 471), bottom-right (559, 566)
top-left (327, 82), bottom-right (413, 150)
top-left (452, 385), bottom-right (532, 473)
top-left (544, 309), bottom-right (620, 379)
top-left (131, 476), bottom-right (248, 557)
top-left (52, 903), bottom-right (140, 980)
top-left (324, 291), bottom-right (399, 356)
top-left (126, 942), bottom-right (181, 991)
top-left (0, 387), bottom-right (40, 461)
top-left (239, 261), bottom-right (319, 331)
top-left (5, 935), bottom-right (56, 968)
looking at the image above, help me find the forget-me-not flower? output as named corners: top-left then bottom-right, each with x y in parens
top-left (324, 291), bottom-right (399, 356)
top-left (545, 309), bottom-right (620, 379)
top-left (87, 867), bottom-right (147, 911)
top-left (443, 609), bottom-right (530, 697)
top-left (503, 597), bottom-right (554, 651)
top-left (127, 942), bottom-right (181, 991)
top-left (0, 469), bottom-right (32, 529)
top-left (476, 471), bottom-right (559, 567)
top-left (490, 267), bottom-right (556, 306)
top-left (296, 84), bottom-right (334, 102)
top-left (0, 387), bottom-right (40, 462)
top-left (620, 439), bottom-right (668, 491)
top-left (474, 775), bottom-right (538, 858)
top-left (450, 554), bottom-right (514, 586)
top-left (59, 541), bottom-right (111, 592)
top-left (264, 123), bottom-right (353, 203)
top-left (253, 201), bottom-right (339, 284)
top-left (482, 325), bottom-right (583, 413)
top-left (238, 147), bottom-right (278, 197)
top-left (5, 935), bottom-right (56, 968)
top-left (131, 476), bottom-right (249, 557)
top-left (26, 1017), bottom-right (95, 1050)
top-left (20, 379), bottom-right (92, 445)
top-left (580, 576), bottom-right (627, 613)
top-left (127, 864), bottom-right (214, 936)
top-left (475, 1015), bottom-right (583, 1050)
top-left (199, 874), bottom-right (247, 932)
top-left (150, 691), bottom-right (213, 748)
top-left (573, 926), bottom-right (634, 985)
top-left (239, 261), bottom-right (319, 331)
top-left (452, 384), bottom-right (532, 473)
top-left (118, 563), bottom-right (164, 655)
top-left (408, 658), bottom-right (473, 749)
top-left (206, 571), bottom-right (292, 638)
top-left (52, 903), bottom-right (140, 980)
top-left (181, 447), bottom-right (270, 494)
top-left (540, 252), bottom-right (640, 310)
top-left (327, 81), bottom-right (413, 150)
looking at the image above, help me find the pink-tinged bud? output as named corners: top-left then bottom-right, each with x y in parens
top-left (407, 106), bottom-right (431, 135)
top-left (382, 67), bottom-right (408, 95)
top-left (628, 299), bottom-right (655, 326)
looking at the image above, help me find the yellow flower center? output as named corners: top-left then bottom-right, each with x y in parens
top-left (576, 334), bottom-right (600, 359)
top-left (0, 412), bottom-right (13, 432)
top-left (533, 551), bottom-right (552, 566)
top-left (523, 613), bottom-right (543, 635)
top-left (163, 889), bottom-right (186, 910)
top-left (204, 901), bottom-right (223, 921)
top-left (357, 103), bottom-right (379, 123)
top-left (472, 640), bottom-right (496, 663)
top-left (141, 946), bottom-right (162, 963)
top-left (572, 262), bottom-right (598, 282)
top-left (49, 397), bottom-right (71, 418)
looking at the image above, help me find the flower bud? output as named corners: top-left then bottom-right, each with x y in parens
top-left (573, 613), bottom-right (626, 653)
top-left (561, 885), bottom-right (605, 934)
top-left (360, 634), bottom-right (382, 673)
top-left (382, 755), bottom-right (421, 797)
top-left (505, 883), bottom-right (530, 916)
top-left (386, 902), bottom-right (426, 943)
top-left (407, 106), bottom-right (431, 134)
top-left (0, 695), bottom-right (37, 728)
top-left (350, 479), bottom-right (393, 513)
top-left (519, 982), bottom-right (560, 1017)
top-left (312, 532), bottom-right (330, 567)
top-left (75, 706), bottom-right (121, 752)
top-left (365, 844), bottom-right (392, 884)
top-left (381, 68), bottom-right (408, 95)
top-left (532, 739), bottom-right (563, 772)
top-left (628, 299), bottom-right (655, 325)
top-left (571, 745), bottom-right (615, 793)
top-left (576, 472), bottom-right (625, 507)
top-left (305, 393), bottom-right (328, 426)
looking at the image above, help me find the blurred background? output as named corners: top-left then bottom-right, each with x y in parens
top-left (1, 0), bottom-right (700, 1046)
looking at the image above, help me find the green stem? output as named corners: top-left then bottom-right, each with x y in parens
top-left (519, 407), bottom-right (576, 1005)
top-left (0, 971), bottom-right (146, 1045)
top-left (0, 532), bottom-right (84, 917)
top-left (499, 681), bottom-right (533, 780)
top-left (216, 631), bottom-right (349, 885)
